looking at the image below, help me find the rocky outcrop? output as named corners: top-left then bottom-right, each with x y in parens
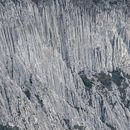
top-left (0, 0), bottom-right (130, 130)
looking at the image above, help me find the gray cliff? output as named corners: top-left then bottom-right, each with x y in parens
top-left (0, 0), bottom-right (130, 130)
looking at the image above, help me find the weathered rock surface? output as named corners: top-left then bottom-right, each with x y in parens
top-left (0, 0), bottom-right (130, 130)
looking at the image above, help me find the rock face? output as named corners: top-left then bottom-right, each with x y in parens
top-left (0, 0), bottom-right (130, 130)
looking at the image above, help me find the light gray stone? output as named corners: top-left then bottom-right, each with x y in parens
top-left (0, 0), bottom-right (130, 130)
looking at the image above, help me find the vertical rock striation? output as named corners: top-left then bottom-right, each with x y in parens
top-left (0, 0), bottom-right (130, 130)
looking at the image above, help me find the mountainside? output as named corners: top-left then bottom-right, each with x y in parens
top-left (0, 0), bottom-right (130, 130)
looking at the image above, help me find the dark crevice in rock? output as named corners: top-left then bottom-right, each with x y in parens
top-left (125, 99), bottom-right (130, 109)
top-left (29, 74), bottom-right (33, 86)
top-left (93, 0), bottom-right (102, 4)
top-left (31, 0), bottom-right (47, 16)
top-left (88, 91), bottom-right (93, 107)
top-left (96, 71), bottom-right (112, 91)
top-left (79, 68), bottom-right (130, 112)
top-left (35, 94), bottom-right (43, 107)
top-left (71, 0), bottom-right (93, 8)
top-left (106, 123), bottom-right (116, 130)
top-left (63, 119), bottom-right (71, 130)
top-left (9, 28), bottom-right (16, 54)
top-left (122, 71), bottom-right (130, 79)
top-left (4, 86), bottom-right (12, 115)
top-left (11, 0), bottom-right (19, 4)
top-left (119, 82), bottom-right (128, 103)
top-left (110, 101), bottom-right (117, 110)
top-left (100, 98), bottom-right (106, 123)
top-left (70, 92), bottom-right (75, 106)
top-left (111, 68), bottom-right (124, 86)
top-left (57, 7), bottom-right (71, 68)
top-left (11, 57), bottom-right (14, 79)
top-left (78, 73), bottom-right (93, 91)
top-left (74, 106), bottom-right (80, 113)
top-left (111, 35), bottom-right (115, 70)
top-left (24, 90), bottom-right (31, 100)
top-left (99, 97), bottom-right (116, 130)
top-left (70, 91), bottom-right (81, 112)
top-left (0, 0), bottom-right (7, 6)
top-left (31, 0), bottom-right (52, 6)
top-left (95, 68), bottom-right (129, 92)
top-left (111, 68), bottom-right (130, 109)
top-left (1, 0), bottom-right (22, 6)
top-left (17, 107), bottom-right (21, 117)
top-left (0, 124), bottom-right (20, 130)
top-left (120, 103), bottom-right (129, 121)
top-left (31, 0), bottom-right (39, 5)
top-left (73, 124), bottom-right (85, 130)
top-left (109, 1), bottom-right (118, 6)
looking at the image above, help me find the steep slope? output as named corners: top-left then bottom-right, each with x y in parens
top-left (0, 0), bottom-right (130, 130)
